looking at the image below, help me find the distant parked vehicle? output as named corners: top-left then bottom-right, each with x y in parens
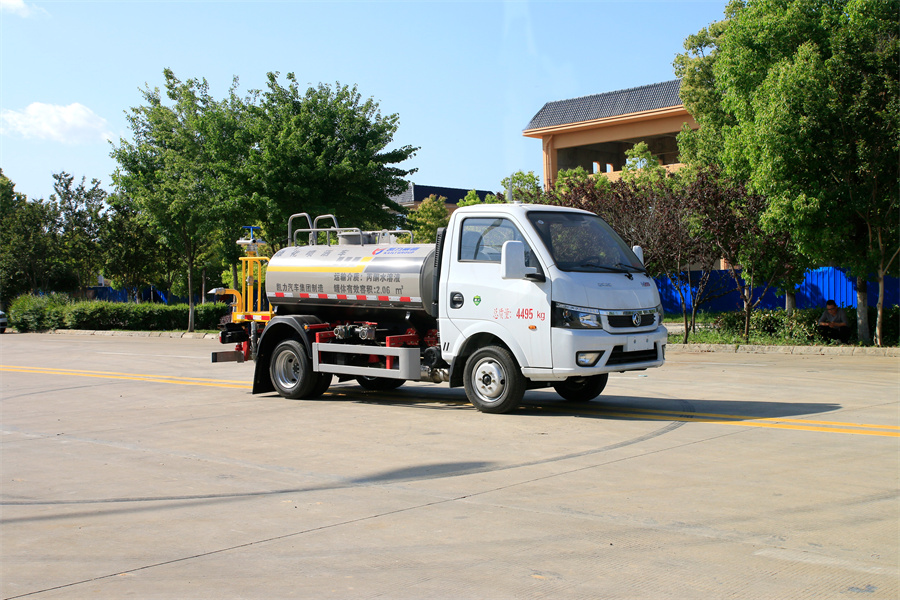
top-left (0, 310), bottom-right (7, 333)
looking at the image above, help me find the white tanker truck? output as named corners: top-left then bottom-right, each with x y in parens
top-left (212, 203), bottom-right (667, 413)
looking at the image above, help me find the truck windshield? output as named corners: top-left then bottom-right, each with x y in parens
top-left (526, 211), bottom-right (645, 273)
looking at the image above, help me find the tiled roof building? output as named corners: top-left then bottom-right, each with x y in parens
top-left (391, 184), bottom-right (495, 214)
top-left (523, 79), bottom-right (698, 187)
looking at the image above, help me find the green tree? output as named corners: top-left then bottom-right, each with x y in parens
top-left (500, 170), bottom-right (543, 203)
top-left (111, 69), bottom-right (246, 331)
top-left (457, 189), bottom-right (502, 207)
top-left (620, 142), bottom-right (668, 187)
top-left (404, 195), bottom-right (450, 244)
top-left (675, 0), bottom-right (899, 344)
top-left (672, 9), bottom-right (732, 168)
top-left (0, 171), bottom-right (75, 305)
top-left (246, 73), bottom-right (418, 246)
top-left (552, 166), bottom-right (612, 196)
top-left (51, 172), bottom-right (107, 296)
top-left (0, 171), bottom-right (29, 307)
top-left (99, 194), bottom-right (172, 301)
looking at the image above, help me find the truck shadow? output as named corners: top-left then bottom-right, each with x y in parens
top-left (319, 385), bottom-right (842, 422)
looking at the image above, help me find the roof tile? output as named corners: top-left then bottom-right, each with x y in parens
top-left (524, 79), bottom-right (682, 131)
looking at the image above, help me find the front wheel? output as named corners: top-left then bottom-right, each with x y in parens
top-left (306, 373), bottom-right (333, 399)
top-left (356, 376), bottom-right (405, 391)
top-left (269, 339), bottom-right (316, 399)
top-left (553, 374), bottom-right (608, 402)
top-left (464, 346), bottom-right (525, 414)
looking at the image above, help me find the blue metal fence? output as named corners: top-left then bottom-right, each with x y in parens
top-left (655, 267), bottom-right (899, 314)
top-left (86, 286), bottom-right (196, 305)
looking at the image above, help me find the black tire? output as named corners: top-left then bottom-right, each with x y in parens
top-left (269, 339), bottom-right (316, 399)
top-left (554, 374), bottom-right (608, 402)
top-left (306, 373), bottom-right (333, 399)
top-left (464, 345), bottom-right (525, 414)
top-left (355, 376), bottom-right (405, 391)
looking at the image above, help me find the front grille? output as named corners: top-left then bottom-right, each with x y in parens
top-left (607, 314), bottom-right (655, 328)
top-left (606, 345), bottom-right (659, 365)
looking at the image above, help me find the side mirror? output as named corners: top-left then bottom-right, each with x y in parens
top-left (632, 245), bottom-right (645, 266)
top-left (501, 240), bottom-right (529, 279)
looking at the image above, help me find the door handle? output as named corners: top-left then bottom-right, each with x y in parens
top-left (450, 292), bottom-right (464, 309)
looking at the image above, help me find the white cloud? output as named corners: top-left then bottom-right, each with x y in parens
top-left (1, 102), bottom-right (113, 145)
top-left (0, 0), bottom-right (41, 17)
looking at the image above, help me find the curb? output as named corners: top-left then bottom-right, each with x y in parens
top-left (44, 329), bottom-right (219, 340)
top-left (667, 343), bottom-right (900, 357)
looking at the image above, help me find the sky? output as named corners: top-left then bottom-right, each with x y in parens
top-left (0, 0), bottom-right (727, 203)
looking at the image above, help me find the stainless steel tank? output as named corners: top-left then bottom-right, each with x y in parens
top-left (266, 243), bottom-right (437, 315)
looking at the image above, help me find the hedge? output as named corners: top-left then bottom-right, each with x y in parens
top-left (8, 295), bottom-right (229, 333)
top-left (7, 293), bottom-right (71, 333)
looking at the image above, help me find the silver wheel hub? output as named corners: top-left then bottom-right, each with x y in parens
top-left (274, 352), bottom-right (299, 388)
top-left (472, 358), bottom-right (505, 402)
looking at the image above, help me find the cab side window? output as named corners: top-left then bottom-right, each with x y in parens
top-left (459, 218), bottom-right (538, 267)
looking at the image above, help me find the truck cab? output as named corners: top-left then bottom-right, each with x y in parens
top-left (436, 203), bottom-right (665, 412)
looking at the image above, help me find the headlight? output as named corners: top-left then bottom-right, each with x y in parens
top-left (552, 303), bottom-right (603, 329)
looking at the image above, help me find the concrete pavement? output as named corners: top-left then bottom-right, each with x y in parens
top-left (1, 333), bottom-right (898, 599)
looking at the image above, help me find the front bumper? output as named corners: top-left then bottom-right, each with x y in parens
top-left (522, 325), bottom-right (667, 381)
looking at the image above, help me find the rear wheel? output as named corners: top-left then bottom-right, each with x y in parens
top-left (269, 340), bottom-right (316, 399)
top-left (464, 346), bottom-right (525, 414)
top-left (356, 376), bottom-right (405, 391)
top-left (553, 374), bottom-right (608, 402)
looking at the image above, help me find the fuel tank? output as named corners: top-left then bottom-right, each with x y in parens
top-left (266, 243), bottom-right (438, 316)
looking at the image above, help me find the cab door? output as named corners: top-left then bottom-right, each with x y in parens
top-left (440, 216), bottom-right (551, 368)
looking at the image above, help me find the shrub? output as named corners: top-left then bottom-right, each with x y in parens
top-left (194, 303), bottom-right (231, 329)
top-left (65, 301), bottom-right (131, 330)
top-left (714, 306), bottom-right (899, 346)
top-left (714, 311), bottom-right (745, 335)
top-left (8, 293), bottom-right (72, 332)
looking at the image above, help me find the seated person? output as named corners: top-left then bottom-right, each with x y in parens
top-left (817, 300), bottom-right (851, 343)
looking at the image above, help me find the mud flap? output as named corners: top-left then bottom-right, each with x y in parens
top-left (211, 350), bottom-right (245, 363)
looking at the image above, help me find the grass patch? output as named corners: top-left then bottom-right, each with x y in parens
top-left (662, 310), bottom-right (724, 325)
top-left (668, 329), bottom-right (856, 347)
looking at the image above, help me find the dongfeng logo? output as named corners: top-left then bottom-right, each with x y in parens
top-left (631, 313), bottom-right (641, 327)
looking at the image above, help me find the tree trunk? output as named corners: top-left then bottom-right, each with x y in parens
top-left (676, 269), bottom-right (690, 344)
top-left (875, 272), bottom-right (885, 347)
top-left (856, 277), bottom-right (870, 345)
top-left (187, 256), bottom-right (195, 333)
top-left (690, 302), bottom-right (699, 340)
top-left (201, 267), bottom-right (207, 305)
top-left (785, 291), bottom-right (796, 315)
top-left (743, 298), bottom-right (751, 342)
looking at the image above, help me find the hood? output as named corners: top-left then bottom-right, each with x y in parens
top-left (551, 269), bottom-right (661, 310)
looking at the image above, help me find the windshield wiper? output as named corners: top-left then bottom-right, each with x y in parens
top-left (615, 262), bottom-right (647, 273)
top-left (577, 263), bottom-right (629, 272)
